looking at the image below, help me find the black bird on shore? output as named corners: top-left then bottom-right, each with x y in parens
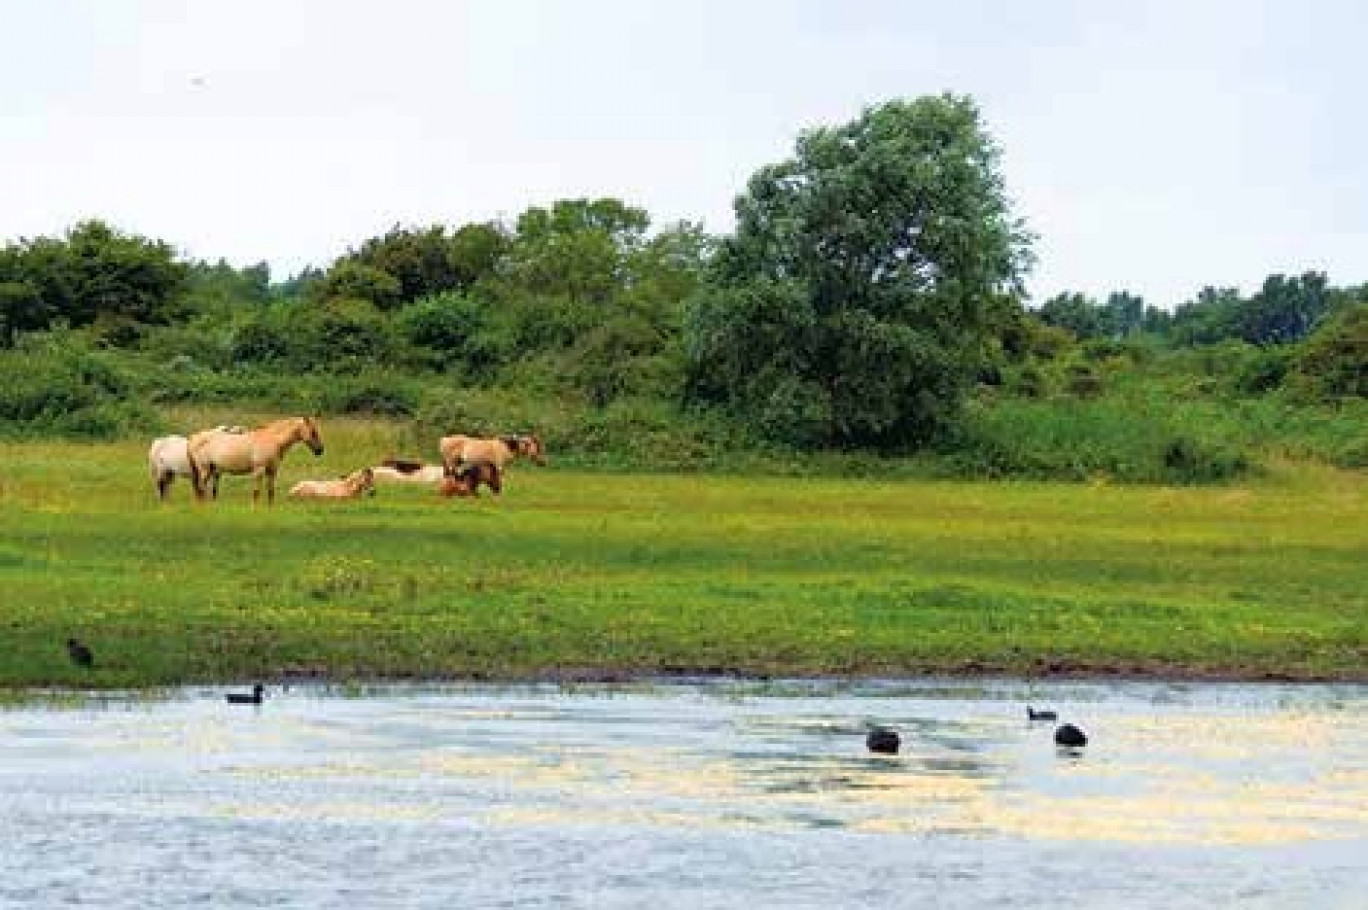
top-left (1027, 706), bottom-right (1058, 722)
top-left (66, 638), bottom-right (94, 669)
top-left (226, 683), bottom-right (265, 706)
top-left (1054, 723), bottom-right (1088, 748)
top-left (866, 726), bottom-right (901, 755)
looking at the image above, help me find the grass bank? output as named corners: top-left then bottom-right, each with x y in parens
top-left (2, 420), bottom-right (1367, 688)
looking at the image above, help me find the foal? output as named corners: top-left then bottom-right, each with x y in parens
top-left (438, 461), bottom-right (503, 498)
top-left (289, 467), bottom-right (376, 499)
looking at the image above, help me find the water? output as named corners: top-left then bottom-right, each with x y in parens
top-left (2, 679), bottom-right (1367, 908)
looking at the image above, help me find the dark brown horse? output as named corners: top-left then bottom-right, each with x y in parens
top-left (438, 461), bottom-right (503, 498)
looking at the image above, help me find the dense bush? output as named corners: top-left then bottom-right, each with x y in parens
top-left (1292, 305), bottom-right (1368, 398)
top-left (0, 344), bottom-right (156, 438)
top-left (938, 398), bottom-right (1249, 483)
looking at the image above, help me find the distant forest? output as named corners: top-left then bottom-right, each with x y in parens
top-left (4, 94), bottom-right (1368, 481)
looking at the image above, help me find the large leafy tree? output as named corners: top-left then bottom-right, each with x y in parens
top-left (685, 95), bottom-right (1032, 447)
top-left (0, 220), bottom-right (188, 343)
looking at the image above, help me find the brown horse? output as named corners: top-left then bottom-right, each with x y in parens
top-left (439, 433), bottom-right (546, 475)
top-left (189, 416), bottom-right (324, 505)
top-left (438, 461), bottom-right (503, 498)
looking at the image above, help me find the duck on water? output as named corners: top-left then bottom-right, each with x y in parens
top-left (226, 684), bottom-right (265, 706)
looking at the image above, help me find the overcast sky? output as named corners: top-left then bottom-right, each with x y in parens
top-left (3, 1), bottom-right (1364, 307)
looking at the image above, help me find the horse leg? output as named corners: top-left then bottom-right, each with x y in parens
top-left (157, 472), bottom-right (172, 501)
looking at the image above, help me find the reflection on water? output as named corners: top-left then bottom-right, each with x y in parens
top-left (2, 679), bottom-right (1367, 908)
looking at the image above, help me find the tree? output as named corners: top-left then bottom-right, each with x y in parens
top-left (1102, 291), bottom-right (1146, 338)
top-left (0, 245), bottom-right (48, 346)
top-left (508, 198), bottom-right (650, 307)
top-left (684, 95), bottom-right (1032, 446)
top-left (321, 223), bottom-right (511, 310)
top-left (1169, 287), bottom-right (1243, 346)
top-left (0, 221), bottom-right (188, 341)
top-left (1235, 271), bottom-right (1331, 345)
top-left (1037, 292), bottom-right (1104, 339)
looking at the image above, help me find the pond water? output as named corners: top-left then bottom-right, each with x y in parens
top-left (2, 679), bottom-right (1366, 908)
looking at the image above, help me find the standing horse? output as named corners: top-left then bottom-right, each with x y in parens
top-left (439, 433), bottom-right (546, 475)
top-left (189, 416), bottom-right (324, 506)
top-left (147, 426), bottom-right (245, 501)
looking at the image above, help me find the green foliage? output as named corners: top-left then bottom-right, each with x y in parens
top-left (1035, 290), bottom-right (1151, 341)
top-left (314, 261), bottom-right (403, 310)
top-left (394, 291), bottom-right (508, 374)
top-left (941, 398), bottom-right (1248, 483)
top-left (685, 95), bottom-right (1032, 448)
top-left (184, 259), bottom-right (271, 315)
top-left (326, 223), bottom-right (510, 308)
top-left (1292, 304), bottom-right (1368, 398)
top-left (0, 220), bottom-right (188, 345)
top-left (0, 335), bottom-right (154, 438)
top-left (1236, 272), bottom-right (1332, 345)
top-left (230, 298), bottom-right (403, 373)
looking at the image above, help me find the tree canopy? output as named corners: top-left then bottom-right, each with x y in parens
top-left (685, 94), bottom-right (1032, 446)
top-left (0, 220), bottom-right (187, 345)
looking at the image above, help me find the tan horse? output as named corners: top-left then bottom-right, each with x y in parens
top-left (290, 467), bottom-right (375, 500)
top-left (439, 433), bottom-right (546, 475)
top-left (147, 426), bottom-right (245, 501)
top-left (189, 416), bottom-right (324, 505)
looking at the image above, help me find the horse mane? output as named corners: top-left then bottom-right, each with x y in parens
top-left (381, 457), bottom-right (426, 474)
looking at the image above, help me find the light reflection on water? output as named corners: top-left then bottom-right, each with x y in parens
top-left (2, 679), bottom-right (1367, 908)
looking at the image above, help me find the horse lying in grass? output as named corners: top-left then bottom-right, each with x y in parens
top-left (289, 467), bottom-right (376, 500)
top-left (189, 416), bottom-right (324, 506)
top-left (148, 426), bottom-right (245, 501)
top-left (438, 461), bottom-right (502, 498)
top-left (371, 457), bottom-right (447, 486)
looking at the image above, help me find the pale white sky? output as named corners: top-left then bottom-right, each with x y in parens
top-left (2, 1), bottom-right (1364, 307)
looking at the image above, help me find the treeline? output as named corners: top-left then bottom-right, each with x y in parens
top-left (4, 94), bottom-right (1368, 480)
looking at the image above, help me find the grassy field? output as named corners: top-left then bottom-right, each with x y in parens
top-left (2, 417), bottom-right (1367, 688)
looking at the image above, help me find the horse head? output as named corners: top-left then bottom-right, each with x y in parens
top-left (301, 417), bottom-right (325, 456)
top-left (519, 434), bottom-right (547, 465)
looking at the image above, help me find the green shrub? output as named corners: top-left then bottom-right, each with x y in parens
top-left (0, 346), bottom-right (154, 439)
top-left (938, 398), bottom-right (1249, 483)
top-left (1292, 305), bottom-right (1368, 398)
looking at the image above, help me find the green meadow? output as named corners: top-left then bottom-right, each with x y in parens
top-left (2, 418), bottom-right (1367, 689)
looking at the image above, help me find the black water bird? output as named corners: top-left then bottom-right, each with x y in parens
top-left (66, 638), bottom-right (94, 669)
top-left (1054, 723), bottom-right (1088, 748)
top-left (226, 683), bottom-right (265, 706)
top-left (1027, 706), bottom-right (1058, 722)
top-left (866, 726), bottom-right (901, 755)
